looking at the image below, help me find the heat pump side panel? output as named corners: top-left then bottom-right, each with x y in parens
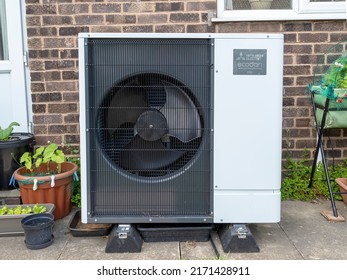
top-left (213, 35), bottom-right (283, 223)
top-left (79, 36), bottom-right (88, 223)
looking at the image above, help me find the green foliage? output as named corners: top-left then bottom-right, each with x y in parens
top-left (20, 143), bottom-right (65, 173)
top-left (71, 191), bottom-right (81, 208)
top-left (282, 152), bottom-right (347, 201)
top-left (0, 204), bottom-right (46, 215)
top-left (322, 56), bottom-right (347, 89)
top-left (0, 122), bottom-right (19, 141)
top-left (33, 204), bottom-right (47, 214)
top-left (67, 149), bottom-right (81, 208)
top-left (281, 152), bottom-right (315, 201)
top-left (313, 160), bottom-right (347, 200)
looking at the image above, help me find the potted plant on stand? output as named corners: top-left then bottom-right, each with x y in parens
top-left (0, 122), bottom-right (35, 193)
top-left (310, 55), bottom-right (347, 129)
top-left (13, 143), bottom-right (78, 220)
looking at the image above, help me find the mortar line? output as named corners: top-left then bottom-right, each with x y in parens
top-left (278, 222), bottom-right (305, 260)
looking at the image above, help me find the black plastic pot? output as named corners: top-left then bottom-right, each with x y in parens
top-left (0, 133), bottom-right (35, 191)
top-left (21, 213), bottom-right (54, 250)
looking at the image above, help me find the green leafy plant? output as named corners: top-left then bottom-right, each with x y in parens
top-left (282, 152), bottom-right (347, 201)
top-left (322, 56), bottom-right (347, 90)
top-left (0, 204), bottom-right (46, 215)
top-left (67, 149), bottom-right (81, 208)
top-left (313, 160), bottom-right (347, 200)
top-left (20, 143), bottom-right (65, 174)
top-left (281, 151), bottom-right (315, 201)
top-left (0, 122), bottom-right (19, 141)
top-left (314, 56), bottom-right (347, 104)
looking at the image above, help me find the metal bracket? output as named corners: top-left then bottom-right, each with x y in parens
top-left (234, 224), bottom-right (248, 239)
top-left (218, 224), bottom-right (260, 253)
top-left (117, 224), bottom-right (131, 239)
top-left (105, 224), bottom-right (143, 253)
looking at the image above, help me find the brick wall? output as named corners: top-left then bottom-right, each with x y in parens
top-left (25, 0), bottom-right (347, 164)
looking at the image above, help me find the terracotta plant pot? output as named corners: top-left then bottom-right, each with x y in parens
top-left (335, 178), bottom-right (347, 205)
top-left (14, 162), bottom-right (78, 220)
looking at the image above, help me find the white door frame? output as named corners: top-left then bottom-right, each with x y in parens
top-left (0, 0), bottom-right (31, 133)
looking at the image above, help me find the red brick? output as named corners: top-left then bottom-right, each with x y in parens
top-left (155, 25), bottom-right (185, 33)
top-left (92, 3), bottom-right (121, 13)
top-left (155, 2), bottom-right (184, 12)
top-left (284, 65), bottom-right (311, 76)
top-left (170, 13), bottom-right (200, 23)
top-left (298, 33), bottom-right (329, 43)
top-left (123, 3), bottom-right (155, 13)
top-left (33, 114), bottom-right (63, 124)
top-left (250, 22), bottom-right (281, 32)
top-left (314, 21), bottom-right (345, 31)
top-left (138, 14), bottom-right (168, 24)
top-left (58, 4), bottom-right (89, 14)
top-left (48, 103), bottom-right (78, 113)
top-left (186, 1), bottom-right (216, 11)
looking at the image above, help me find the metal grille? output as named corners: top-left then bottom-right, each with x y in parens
top-left (84, 38), bottom-right (213, 222)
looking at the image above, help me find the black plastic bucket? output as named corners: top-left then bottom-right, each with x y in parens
top-left (21, 213), bottom-right (54, 250)
top-left (0, 133), bottom-right (35, 191)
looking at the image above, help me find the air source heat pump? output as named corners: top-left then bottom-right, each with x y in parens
top-left (79, 33), bottom-right (283, 225)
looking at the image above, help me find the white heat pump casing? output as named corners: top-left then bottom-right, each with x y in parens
top-left (78, 33), bottom-right (283, 224)
top-left (213, 35), bottom-right (283, 223)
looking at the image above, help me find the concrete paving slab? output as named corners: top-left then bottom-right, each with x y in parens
top-left (180, 240), bottom-right (217, 260)
top-left (279, 200), bottom-right (347, 260)
top-left (0, 233), bottom-right (68, 260)
top-left (61, 236), bottom-right (180, 260)
top-left (0, 200), bottom-right (346, 260)
top-left (211, 223), bottom-right (303, 260)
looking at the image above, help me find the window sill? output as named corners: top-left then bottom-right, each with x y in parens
top-left (212, 14), bottom-right (346, 22)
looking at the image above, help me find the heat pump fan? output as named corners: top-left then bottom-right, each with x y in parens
top-left (79, 33), bottom-right (284, 226)
top-left (100, 74), bottom-right (202, 176)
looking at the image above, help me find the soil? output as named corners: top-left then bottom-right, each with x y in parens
top-left (76, 220), bottom-right (112, 230)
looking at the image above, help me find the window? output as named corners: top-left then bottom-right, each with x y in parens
top-left (0, 0), bottom-right (8, 60)
top-left (214, 0), bottom-right (346, 21)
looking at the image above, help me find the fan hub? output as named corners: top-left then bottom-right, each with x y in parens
top-left (135, 110), bottom-right (168, 141)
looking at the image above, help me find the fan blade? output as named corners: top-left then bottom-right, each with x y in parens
top-left (119, 136), bottom-right (184, 170)
top-left (160, 81), bottom-right (202, 142)
top-left (106, 83), bottom-right (149, 132)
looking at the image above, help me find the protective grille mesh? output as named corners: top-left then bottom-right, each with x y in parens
top-left (84, 38), bottom-right (212, 220)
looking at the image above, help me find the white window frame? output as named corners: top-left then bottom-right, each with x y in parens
top-left (213, 0), bottom-right (346, 22)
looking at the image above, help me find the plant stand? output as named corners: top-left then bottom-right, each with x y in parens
top-left (308, 88), bottom-right (347, 222)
